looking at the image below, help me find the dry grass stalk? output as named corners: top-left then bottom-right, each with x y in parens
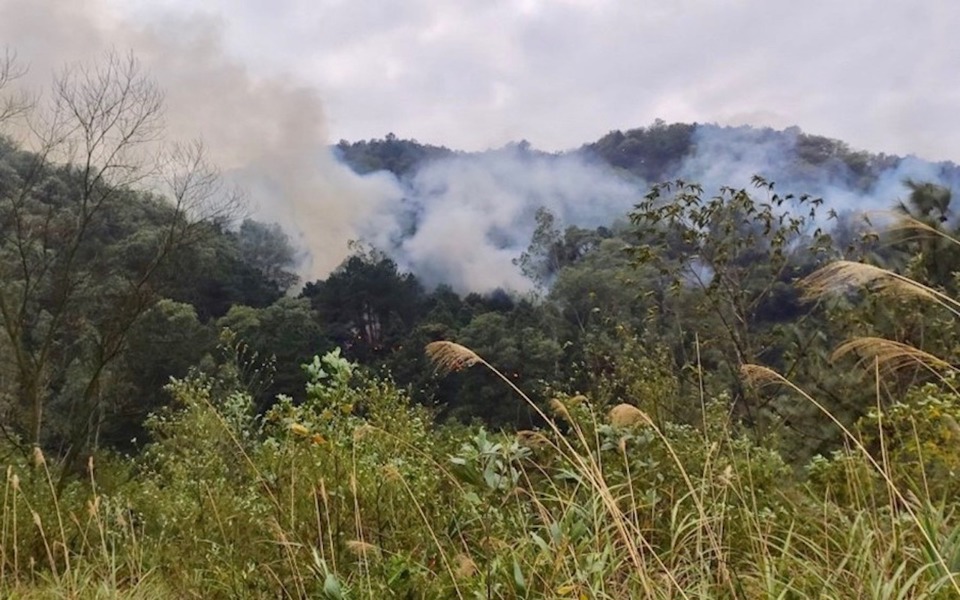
top-left (345, 539), bottom-right (380, 559)
top-left (803, 261), bottom-right (936, 303)
top-left (381, 463), bottom-right (402, 483)
top-left (32, 446), bottom-right (45, 467)
top-left (832, 337), bottom-right (954, 374)
top-left (608, 403), bottom-right (650, 428)
top-left (453, 553), bottom-right (477, 579)
top-left (547, 398), bottom-right (571, 421)
top-left (352, 424), bottom-right (375, 442)
top-left (425, 341), bottom-right (481, 375)
top-left (516, 429), bottom-right (551, 449)
top-left (740, 361), bottom-right (960, 596)
top-left (885, 214), bottom-right (960, 248)
top-left (423, 340), bottom-right (668, 593)
top-left (740, 364), bottom-right (784, 389)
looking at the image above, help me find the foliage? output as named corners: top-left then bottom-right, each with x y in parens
top-left (334, 133), bottom-right (455, 177)
top-left (1, 342), bottom-right (958, 598)
top-left (0, 51), bottom-right (241, 470)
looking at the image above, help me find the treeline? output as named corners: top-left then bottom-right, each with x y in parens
top-left (335, 119), bottom-right (960, 191)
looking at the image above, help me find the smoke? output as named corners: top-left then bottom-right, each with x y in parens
top-left (0, 0), bottom-right (399, 281)
top-left (364, 145), bottom-right (642, 293)
top-left (677, 124), bottom-right (960, 216)
top-left (357, 125), bottom-right (960, 294)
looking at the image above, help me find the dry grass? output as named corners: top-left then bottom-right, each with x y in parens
top-left (424, 341), bottom-right (481, 375)
top-left (425, 339), bottom-right (737, 599)
top-left (608, 403), bottom-right (651, 428)
top-left (802, 260), bottom-right (960, 319)
top-left (741, 362), bottom-right (960, 597)
top-left (832, 337), bottom-right (955, 374)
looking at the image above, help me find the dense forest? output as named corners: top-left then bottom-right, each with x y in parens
top-left (3, 53), bottom-right (960, 598)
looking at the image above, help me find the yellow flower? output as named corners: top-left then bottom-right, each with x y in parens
top-left (289, 423), bottom-right (310, 437)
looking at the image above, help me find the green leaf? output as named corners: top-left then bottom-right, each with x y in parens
top-left (512, 558), bottom-right (527, 593)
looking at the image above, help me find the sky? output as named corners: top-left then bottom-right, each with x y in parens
top-left (104, 0), bottom-right (960, 162)
top-left (2, 0), bottom-right (958, 159)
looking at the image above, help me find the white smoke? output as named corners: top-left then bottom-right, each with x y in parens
top-left (0, 0), bottom-right (400, 281)
top-left (355, 124), bottom-right (960, 293)
top-left (678, 124), bottom-right (960, 215)
top-left (2, 0), bottom-right (956, 294)
top-left (364, 145), bottom-right (643, 293)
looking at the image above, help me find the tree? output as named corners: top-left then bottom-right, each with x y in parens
top-left (629, 177), bottom-right (833, 425)
top-left (549, 237), bottom-right (639, 335)
top-left (891, 179), bottom-right (958, 290)
top-left (157, 220), bottom-right (286, 321)
top-left (236, 219), bottom-right (300, 294)
top-left (97, 299), bottom-right (213, 448)
top-left (303, 249), bottom-right (424, 363)
top-left (0, 48), bottom-right (30, 127)
top-left (217, 297), bottom-right (327, 408)
top-left (515, 207), bottom-right (563, 290)
top-left (0, 51), bottom-right (241, 466)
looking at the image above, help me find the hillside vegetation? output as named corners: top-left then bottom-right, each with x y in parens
top-left (2, 52), bottom-right (960, 598)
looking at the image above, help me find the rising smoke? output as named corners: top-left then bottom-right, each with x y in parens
top-left (363, 145), bottom-right (642, 292)
top-left (360, 125), bottom-right (960, 293)
top-left (0, 0), bottom-right (400, 281)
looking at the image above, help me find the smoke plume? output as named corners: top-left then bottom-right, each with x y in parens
top-left (0, 0), bottom-right (399, 281)
top-left (2, 1), bottom-right (958, 294)
top-left (364, 145), bottom-right (642, 293)
top-left (360, 125), bottom-right (960, 293)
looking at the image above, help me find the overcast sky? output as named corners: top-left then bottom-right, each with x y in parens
top-left (2, 0), bottom-right (958, 161)
top-left (97, 0), bottom-right (957, 161)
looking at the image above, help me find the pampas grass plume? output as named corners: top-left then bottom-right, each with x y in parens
top-left (608, 403), bottom-right (650, 428)
top-left (32, 446), bottom-right (45, 467)
top-left (425, 341), bottom-right (480, 374)
top-left (548, 398), bottom-right (571, 420)
top-left (516, 429), bottom-right (550, 450)
top-left (345, 539), bottom-right (380, 559)
top-left (454, 553), bottom-right (477, 578)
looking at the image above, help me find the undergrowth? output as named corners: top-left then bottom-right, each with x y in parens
top-left (0, 336), bottom-right (958, 598)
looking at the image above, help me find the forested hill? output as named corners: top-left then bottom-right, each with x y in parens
top-left (335, 121), bottom-right (960, 190)
top-left (7, 91), bottom-right (960, 594)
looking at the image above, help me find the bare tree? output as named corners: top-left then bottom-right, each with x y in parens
top-left (0, 50), bottom-right (242, 469)
top-left (0, 48), bottom-right (31, 127)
